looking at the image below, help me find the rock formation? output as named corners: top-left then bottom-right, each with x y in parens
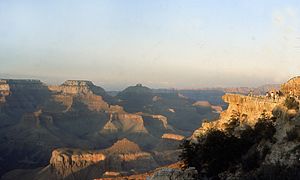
top-left (49, 149), bottom-right (106, 178)
top-left (149, 167), bottom-right (197, 180)
top-left (161, 133), bottom-right (184, 141)
top-left (281, 76), bottom-right (300, 96)
top-left (193, 93), bottom-right (280, 138)
top-left (2, 139), bottom-right (169, 180)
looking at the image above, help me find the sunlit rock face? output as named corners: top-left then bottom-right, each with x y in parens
top-left (49, 80), bottom-right (96, 95)
top-left (281, 76), bottom-right (300, 96)
top-left (49, 149), bottom-right (106, 178)
top-left (221, 94), bottom-right (278, 125)
top-left (49, 80), bottom-right (115, 105)
top-left (192, 93), bottom-right (280, 138)
top-left (161, 133), bottom-right (184, 141)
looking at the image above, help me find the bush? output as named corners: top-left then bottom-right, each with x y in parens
top-left (179, 117), bottom-right (277, 179)
top-left (285, 97), bottom-right (299, 110)
top-left (180, 130), bottom-right (252, 178)
top-left (179, 139), bottom-right (196, 169)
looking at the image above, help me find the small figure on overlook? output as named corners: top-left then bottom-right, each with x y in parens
top-left (275, 91), bottom-right (280, 102)
top-left (270, 91), bottom-right (277, 102)
top-left (248, 90), bottom-right (254, 97)
top-left (265, 92), bottom-right (270, 99)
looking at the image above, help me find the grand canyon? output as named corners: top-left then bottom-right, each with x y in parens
top-left (0, 79), bottom-right (222, 179)
top-left (1, 77), bottom-right (300, 179)
top-left (1, 1), bottom-right (300, 179)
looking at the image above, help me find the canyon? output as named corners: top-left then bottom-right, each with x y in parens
top-left (0, 77), bottom-right (291, 179)
top-left (0, 79), bottom-right (221, 179)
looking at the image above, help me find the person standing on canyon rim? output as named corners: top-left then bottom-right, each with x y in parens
top-left (248, 90), bottom-right (254, 97)
top-left (275, 92), bottom-right (280, 102)
top-left (266, 92), bottom-right (270, 99)
top-left (271, 92), bottom-right (275, 102)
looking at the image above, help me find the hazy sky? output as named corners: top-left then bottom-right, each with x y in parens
top-left (0, 0), bottom-right (300, 90)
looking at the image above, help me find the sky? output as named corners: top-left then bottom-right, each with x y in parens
top-left (0, 0), bottom-right (300, 90)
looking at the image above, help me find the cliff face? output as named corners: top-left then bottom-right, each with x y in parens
top-left (49, 80), bottom-right (97, 95)
top-left (193, 94), bottom-right (280, 137)
top-left (49, 80), bottom-right (115, 110)
top-left (49, 149), bottom-right (106, 178)
top-left (101, 113), bottom-right (148, 134)
top-left (221, 94), bottom-right (278, 125)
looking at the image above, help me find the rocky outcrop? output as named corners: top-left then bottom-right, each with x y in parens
top-left (221, 94), bottom-right (279, 124)
top-left (281, 76), bottom-right (300, 96)
top-left (102, 138), bottom-right (159, 173)
top-left (211, 105), bottom-right (222, 113)
top-left (193, 101), bottom-right (211, 107)
top-left (49, 80), bottom-right (113, 107)
top-left (95, 162), bottom-right (183, 180)
top-left (47, 80), bottom-right (129, 113)
top-left (149, 167), bottom-right (197, 180)
top-left (193, 101), bottom-right (223, 114)
top-left (101, 113), bottom-right (148, 134)
top-left (104, 138), bottom-right (142, 154)
top-left (49, 149), bottom-right (106, 178)
top-left (49, 80), bottom-right (97, 95)
top-left (161, 133), bottom-right (184, 141)
top-left (193, 94), bottom-right (280, 138)
top-left (2, 139), bottom-right (163, 180)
